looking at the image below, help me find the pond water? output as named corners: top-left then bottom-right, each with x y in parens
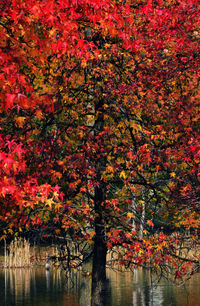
top-left (0, 267), bottom-right (199, 306)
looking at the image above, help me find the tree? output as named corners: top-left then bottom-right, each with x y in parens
top-left (0, 1), bottom-right (200, 305)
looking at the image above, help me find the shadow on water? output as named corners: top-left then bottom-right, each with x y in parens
top-left (0, 267), bottom-right (200, 305)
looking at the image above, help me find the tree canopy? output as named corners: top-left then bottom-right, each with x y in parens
top-left (0, 1), bottom-right (200, 303)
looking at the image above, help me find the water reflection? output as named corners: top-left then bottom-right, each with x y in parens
top-left (0, 268), bottom-right (200, 305)
top-left (46, 269), bottom-right (50, 291)
top-left (1, 268), bottom-right (80, 306)
top-left (106, 269), bottom-right (200, 306)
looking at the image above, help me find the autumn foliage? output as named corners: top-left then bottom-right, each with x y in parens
top-left (0, 0), bottom-right (200, 285)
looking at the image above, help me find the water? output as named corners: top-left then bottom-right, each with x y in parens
top-left (0, 268), bottom-right (199, 306)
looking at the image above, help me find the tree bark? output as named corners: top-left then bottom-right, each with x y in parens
top-left (139, 188), bottom-right (145, 239)
top-left (90, 92), bottom-right (107, 305)
top-left (91, 185), bottom-right (107, 306)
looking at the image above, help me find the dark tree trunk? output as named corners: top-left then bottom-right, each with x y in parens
top-left (91, 185), bottom-right (107, 306)
top-left (90, 95), bottom-right (107, 305)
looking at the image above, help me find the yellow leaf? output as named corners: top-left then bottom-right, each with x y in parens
top-left (170, 172), bottom-right (176, 178)
top-left (127, 212), bottom-right (134, 218)
top-left (49, 28), bottom-right (56, 37)
top-left (120, 170), bottom-right (126, 179)
top-left (15, 116), bottom-right (26, 128)
top-left (45, 198), bottom-right (53, 208)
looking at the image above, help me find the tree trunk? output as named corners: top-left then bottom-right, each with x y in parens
top-left (91, 185), bottom-right (107, 306)
top-left (139, 188), bottom-right (145, 239)
top-left (91, 229), bottom-right (107, 306)
top-left (131, 194), bottom-right (137, 232)
top-left (90, 92), bottom-right (107, 305)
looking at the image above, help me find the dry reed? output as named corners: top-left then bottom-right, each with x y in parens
top-left (4, 238), bottom-right (32, 268)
